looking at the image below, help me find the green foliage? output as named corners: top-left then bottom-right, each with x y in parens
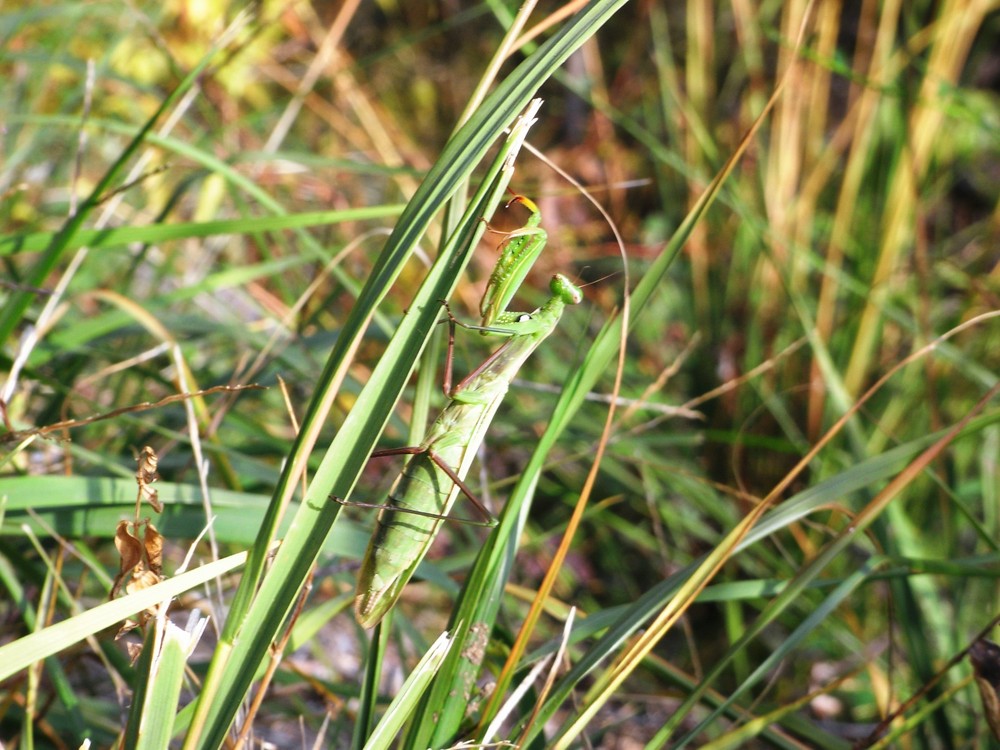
top-left (1, 2), bottom-right (998, 749)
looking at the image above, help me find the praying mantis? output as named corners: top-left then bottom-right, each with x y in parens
top-left (353, 196), bottom-right (582, 628)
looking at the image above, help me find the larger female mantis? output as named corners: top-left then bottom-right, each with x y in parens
top-left (353, 197), bottom-right (582, 628)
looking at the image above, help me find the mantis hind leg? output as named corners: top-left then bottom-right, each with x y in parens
top-left (331, 446), bottom-right (496, 527)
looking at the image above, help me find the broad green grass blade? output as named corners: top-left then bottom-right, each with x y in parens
top-left (0, 550), bottom-right (248, 680)
top-left (360, 630), bottom-right (454, 750)
top-left (354, 616), bottom-right (392, 749)
top-left (0, 205), bottom-right (403, 256)
top-left (0, 475), bottom-right (370, 554)
top-left (123, 614), bottom-right (206, 750)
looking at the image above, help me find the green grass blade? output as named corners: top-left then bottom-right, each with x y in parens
top-left (354, 618), bottom-right (391, 749)
top-left (0, 475), bottom-right (370, 555)
top-left (0, 552), bottom-right (247, 680)
top-left (361, 630), bottom-right (455, 750)
top-left (124, 614), bottom-right (205, 750)
top-left (0, 205), bottom-right (403, 256)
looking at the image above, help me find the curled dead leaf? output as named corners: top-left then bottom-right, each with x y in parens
top-left (970, 638), bottom-right (1000, 740)
top-left (136, 446), bottom-right (162, 513)
top-left (111, 521), bottom-right (143, 600)
top-left (110, 520), bottom-right (168, 638)
top-left (144, 522), bottom-right (163, 577)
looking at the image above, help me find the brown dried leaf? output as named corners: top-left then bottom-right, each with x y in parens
top-left (123, 639), bottom-right (144, 663)
top-left (110, 521), bottom-right (143, 599)
top-left (136, 445), bottom-right (159, 483)
top-left (110, 516), bottom-right (171, 638)
top-left (136, 446), bottom-right (162, 513)
top-left (127, 567), bottom-right (163, 594)
top-left (970, 638), bottom-right (1000, 740)
top-left (114, 521), bottom-right (143, 568)
top-left (144, 522), bottom-right (163, 576)
top-left (116, 618), bottom-right (140, 640)
top-left (142, 485), bottom-right (162, 513)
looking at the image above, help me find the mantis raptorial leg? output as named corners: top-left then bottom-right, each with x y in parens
top-left (479, 195), bottom-right (548, 330)
top-left (350, 197), bottom-right (580, 628)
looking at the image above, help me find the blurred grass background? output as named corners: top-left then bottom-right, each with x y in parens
top-left (1, 0), bottom-right (999, 748)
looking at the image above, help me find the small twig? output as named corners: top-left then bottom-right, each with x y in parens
top-left (0, 384), bottom-right (263, 443)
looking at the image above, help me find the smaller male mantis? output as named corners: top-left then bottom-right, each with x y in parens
top-left (353, 197), bottom-right (581, 628)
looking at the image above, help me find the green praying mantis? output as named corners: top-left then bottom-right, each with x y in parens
top-left (352, 196), bottom-right (582, 628)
